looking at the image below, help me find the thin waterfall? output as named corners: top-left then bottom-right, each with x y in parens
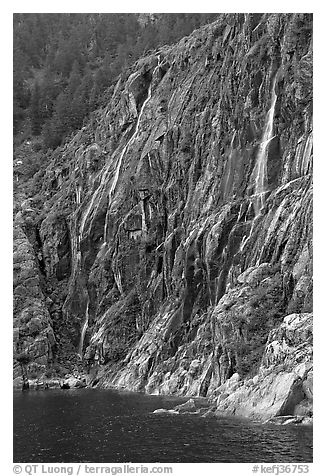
top-left (77, 57), bottom-right (162, 357)
top-left (80, 55), bottom-right (162, 243)
top-left (79, 167), bottom-right (109, 239)
top-left (223, 131), bottom-right (236, 200)
top-left (103, 56), bottom-right (162, 242)
top-left (239, 75), bottom-right (278, 253)
top-left (78, 299), bottom-right (89, 359)
top-left (300, 133), bottom-right (313, 176)
top-left (252, 75), bottom-right (277, 216)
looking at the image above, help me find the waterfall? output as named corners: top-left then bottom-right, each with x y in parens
top-left (80, 56), bottom-right (162, 243)
top-left (239, 76), bottom-right (278, 253)
top-left (76, 184), bottom-right (81, 205)
top-left (300, 133), bottom-right (313, 176)
top-left (78, 300), bottom-right (89, 359)
top-left (77, 57), bottom-right (162, 357)
top-left (252, 75), bottom-right (277, 216)
top-left (103, 56), bottom-right (162, 242)
top-left (223, 131), bottom-right (236, 200)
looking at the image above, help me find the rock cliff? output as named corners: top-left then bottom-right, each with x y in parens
top-left (13, 13), bottom-right (313, 420)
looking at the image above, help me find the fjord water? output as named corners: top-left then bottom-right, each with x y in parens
top-left (13, 389), bottom-right (312, 463)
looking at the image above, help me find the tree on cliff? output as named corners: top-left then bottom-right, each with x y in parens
top-left (42, 61), bottom-right (83, 147)
top-left (15, 352), bottom-right (32, 390)
top-left (14, 13), bottom-right (219, 147)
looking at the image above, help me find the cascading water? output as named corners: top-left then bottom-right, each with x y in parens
top-left (239, 75), bottom-right (278, 253)
top-left (79, 56), bottom-right (162, 243)
top-left (298, 132), bottom-right (313, 177)
top-left (78, 299), bottom-right (89, 359)
top-left (252, 75), bottom-right (278, 216)
top-left (77, 56), bottom-right (162, 356)
top-left (103, 56), bottom-right (162, 243)
top-left (223, 131), bottom-right (236, 200)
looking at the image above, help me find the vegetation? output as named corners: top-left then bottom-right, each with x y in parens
top-left (14, 13), bottom-right (218, 149)
top-left (221, 268), bottom-right (286, 378)
top-left (15, 351), bottom-right (32, 386)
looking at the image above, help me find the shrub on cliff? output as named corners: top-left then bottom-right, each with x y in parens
top-left (219, 267), bottom-right (287, 379)
top-left (15, 352), bottom-right (32, 384)
top-left (15, 352), bottom-right (32, 366)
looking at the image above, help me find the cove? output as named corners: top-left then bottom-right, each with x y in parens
top-left (14, 388), bottom-right (312, 463)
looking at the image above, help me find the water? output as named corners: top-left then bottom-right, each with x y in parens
top-left (78, 299), bottom-right (89, 358)
top-left (252, 75), bottom-right (277, 216)
top-left (239, 76), bottom-right (278, 254)
top-left (80, 55), bottom-right (162, 243)
top-left (76, 58), bottom-right (162, 356)
top-left (102, 56), bottom-right (161, 241)
top-left (13, 389), bottom-right (312, 463)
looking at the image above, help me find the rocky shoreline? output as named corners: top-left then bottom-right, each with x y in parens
top-left (152, 398), bottom-right (313, 426)
top-left (13, 373), bottom-right (88, 390)
top-left (14, 311), bottom-right (313, 428)
top-left (13, 376), bottom-right (312, 427)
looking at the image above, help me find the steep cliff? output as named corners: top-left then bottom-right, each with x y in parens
top-left (13, 13), bottom-right (313, 418)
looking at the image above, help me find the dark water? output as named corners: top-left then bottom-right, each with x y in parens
top-left (14, 388), bottom-right (312, 463)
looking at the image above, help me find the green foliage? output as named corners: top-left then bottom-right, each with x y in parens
top-left (14, 13), bottom-right (219, 145)
top-left (222, 270), bottom-right (286, 378)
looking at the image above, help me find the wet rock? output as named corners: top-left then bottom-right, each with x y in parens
top-left (201, 409), bottom-right (216, 418)
top-left (153, 408), bottom-right (179, 415)
top-left (282, 416), bottom-right (304, 425)
top-left (174, 398), bottom-right (197, 413)
top-left (215, 371), bottom-right (304, 420)
top-left (61, 375), bottom-right (87, 389)
top-left (266, 415), bottom-right (305, 425)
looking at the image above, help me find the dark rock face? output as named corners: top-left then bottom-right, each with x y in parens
top-left (13, 14), bottom-right (312, 417)
top-left (13, 209), bottom-right (56, 378)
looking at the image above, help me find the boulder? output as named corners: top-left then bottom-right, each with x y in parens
top-left (252, 375), bottom-right (259, 385)
top-left (61, 376), bottom-right (87, 389)
top-left (215, 371), bottom-right (305, 420)
top-left (47, 379), bottom-right (61, 389)
top-left (294, 399), bottom-right (313, 417)
top-left (237, 263), bottom-right (271, 285)
top-left (266, 415), bottom-right (305, 425)
top-left (282, 416), bottom-right (304, 425)
top-left (301, 416), bottom-right (313, 425)
top-left (174, 398), bottom-right (197, 413)
top-left (153, 408), bottom-right (179, 414)
top-left (188, 360), bottom-right (201, 376)
top-left (229, 372), bottom-right (240, 384)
